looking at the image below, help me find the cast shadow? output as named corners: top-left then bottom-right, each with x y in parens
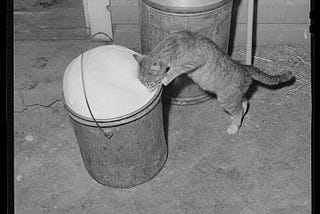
top-left (162, 99), bottom-right (171, 144)
top-left (161, 91), bottom-right (217, 143)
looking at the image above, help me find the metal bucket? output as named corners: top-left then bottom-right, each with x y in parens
top-left (63, 87), bottom-right (167, 188)
top-left (138, 0), bottom-right (233, 105)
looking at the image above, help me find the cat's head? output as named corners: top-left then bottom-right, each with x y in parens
top-left (133, 54), bottom-right (167, 90)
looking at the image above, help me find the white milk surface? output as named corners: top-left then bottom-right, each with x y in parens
top-left (63, 45), bottom-right (156, 119)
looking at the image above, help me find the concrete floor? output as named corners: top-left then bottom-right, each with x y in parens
top-left (14, 40), bottom-right (311, 214)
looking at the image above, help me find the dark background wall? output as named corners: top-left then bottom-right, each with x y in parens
top-left (14, 0), bottom-right (309, 49)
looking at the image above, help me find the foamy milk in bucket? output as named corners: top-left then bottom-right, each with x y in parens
top-left (63, 45), bottom-right (156, 119)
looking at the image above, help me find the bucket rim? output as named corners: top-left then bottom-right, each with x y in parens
top-left (140, 0), bottom-right (232, 14)
top-left (63, 86), bottom-right (162, 126)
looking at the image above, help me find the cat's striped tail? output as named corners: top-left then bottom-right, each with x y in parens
top-left (243, 65), bottom-right (293, 85)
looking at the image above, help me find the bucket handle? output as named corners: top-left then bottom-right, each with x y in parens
top-left (80, 53), bottom-right (113, 139)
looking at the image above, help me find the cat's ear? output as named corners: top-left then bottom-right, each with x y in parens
top-left (133, 54), bottom-right (144, 63)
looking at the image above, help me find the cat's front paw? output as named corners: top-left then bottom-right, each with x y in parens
top-left (161, 77), bottom-right (169, 86)
top-left (227, 124), bottom-right (239, 134)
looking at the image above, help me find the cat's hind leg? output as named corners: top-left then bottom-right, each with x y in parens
top-left (218, 94), bottom-right (248, 134)
top-left (227, 99), bottom-right (247, 134)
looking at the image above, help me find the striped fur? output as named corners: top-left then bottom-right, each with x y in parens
top-left (134, 30), bottom-right (293, 134)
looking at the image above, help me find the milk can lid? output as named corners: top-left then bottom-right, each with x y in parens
top-left (141, 0), bottom-right (231, 13)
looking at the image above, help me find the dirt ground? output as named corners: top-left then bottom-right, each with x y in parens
top-left (14, 40), bottom-right (311, 214)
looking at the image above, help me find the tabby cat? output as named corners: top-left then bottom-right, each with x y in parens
top-left (133, 30), bottom-right (293, 134)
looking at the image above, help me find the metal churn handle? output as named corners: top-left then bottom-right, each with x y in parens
top-left (80, 52), bottom-right (113, 139)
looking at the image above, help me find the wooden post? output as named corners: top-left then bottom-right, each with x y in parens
top-left (246, 0), bottom-right (254, 65)
top-left (82, 0), bottom-right (113, 41)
